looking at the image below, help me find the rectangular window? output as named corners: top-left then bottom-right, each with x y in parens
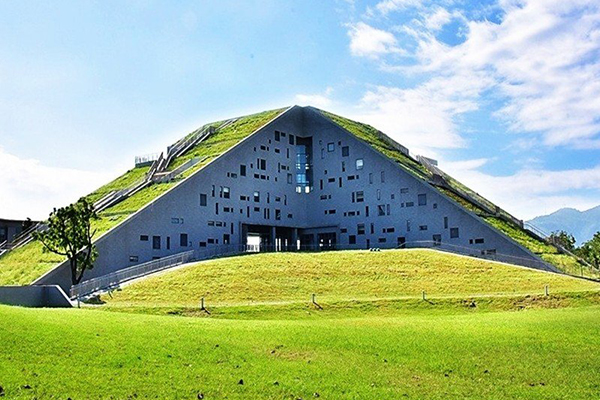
top-left (370, 223), bottom-right (375, 234)
top-left (240, 164), bottom-right (247, 176)
top-left (418, 193), bottom-right (427, 206)
top-left (433, 234), bottom-right (442, 245)
top-left (341, 161), bottom-right (346, 172)
top-left (254, 191), bottom-right (260, 202)
top-left (342, 146), bottom-right (349, 157)
top-left (357, 224), bottom-right (365, 235)
top-left (199, 194), bottom-right (207, 206)
top-left (275, 209), bottom-right (281, 220)
top-left (365, 205), bottom-right (369, 217)
top-left (180, 233), bottom-right (188, 247)
top-left (223, 234), bottom-right (230, 245)
top-left (199, 241), bottom-right (207, 247)
top-left (474, 238), bottom-right (485, 244)
top-left (211, 185), bottom-right (215, 197)
top-left (400, 188), bottom-right (409, 194)
top-left (221, 186), bottom-right (230, 199)
top-left (166, 236), bottom-right (171, 250)
top-left (450, 227), bottom-right (459, 239)
top-left (327, 142), bottom-right (335, 152)
top-left (377, 189), bottom-right (381, 200)
top-left (287, 173), bottom-right (293, 184)
top-left (381, 171), bottom-right (385, 183)
top-left (406, 202), bottom-right (414, 207)
top-left (356, 158), bottom-right (364, 170)
top-left (444, 217), bottom-right (449, 229)
top-left (349, 235), bottom-right (356, 245)
top-left (129, 256), bottom-right (139, 262)
top-left (152, 236), bottom-right (161, 250)
top-left (289, 134), bottom-right (295, 145)
top-left (406, 220), bottom-right (411, 232)
top-left (419, 225), bottom-right (428, 231)
top-left (140, 235), bottom-right (149, 241)
top-left (377, 205), bottom-right (386, 216)
top-left (275, 131), bottom-right (281, 141)
top-left (369, 173), bottom-right (373, 184)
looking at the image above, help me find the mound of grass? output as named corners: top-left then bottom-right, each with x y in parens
top-left (1, 304), bottom-right (600, 399)
top-left (105, 249), bottom-right (598, 309)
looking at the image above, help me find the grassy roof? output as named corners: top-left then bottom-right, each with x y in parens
top-left (320, 110), bottom-right (592, 277)
top-left (0, 107), bottom-right (287, 285)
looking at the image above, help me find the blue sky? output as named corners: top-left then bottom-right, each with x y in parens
top-left (1, 0), bottom-right (600, 220)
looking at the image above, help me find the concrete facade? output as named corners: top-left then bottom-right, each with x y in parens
top-left (0, 285), bottom-right (72, 307)
top-left (37, 106), bottom-right (549, 292)
top-left (0, 218), bottom-right (35, 243)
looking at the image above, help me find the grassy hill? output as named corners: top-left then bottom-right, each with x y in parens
top-left (105, 249), bottom-right (598, 310)
top-left (1, 304), bottom-right (600, 399)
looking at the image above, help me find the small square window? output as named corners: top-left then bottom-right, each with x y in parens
top-left (327, 142), bottom-right (335, 152)
top-left (356, 159), bottom-right (364, 170)
top-left (450, 227), bottom-right (459, 239)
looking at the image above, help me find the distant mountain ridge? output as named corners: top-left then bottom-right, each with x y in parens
top-left (527, 205), bottom-right (600, 244)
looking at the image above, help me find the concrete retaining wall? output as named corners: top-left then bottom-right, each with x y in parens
top-left (0, 285), bottom-right (73, 307)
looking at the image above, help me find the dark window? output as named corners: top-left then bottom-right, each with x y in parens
top-left (129, 256), bottom-right (139, 262)
top-left (377, 205), bottom-right (386, 216)
top-left (211, 185), bottom-right (215, 197)
top-left (180, 233), bottom-right (188, 247)
top-left (418, 193), bottom-right (427, 206)
top-left (381, 171), bottom-right (385, 183)
top-left (275, 131), bottom-right (281, 141)
top-left (199, 193), bottom-right (207, 206)
top-left (342, 146), bottom-right (349, 157)
top-left (199, 241), bottom-right (207, 247)
top-left (221, 186), bottom-right (230, 199)
top-left (166, 236), bottom-right (171, 250)
top-left (444, 216), bottom-right (449, 229)
top-left (275, 209), bottom-right (281, 220)
top-left (352, 191), bottom-right (364, 203)
top-left (327, 142), bottom-right (335, 152)
top-left (433, 234), bottom-right (442, 245)
top-left (254, 191), bottom-right (260, 202)
top-left (140, 235), bottom-right (149, 241)
top-left (400, 188), bottom-right (409, 194)
top-left (289, 134), bottom-right (295, 145)
top-left (365, 205), bottom-right (369, 217)
top-left (240, 164), bottom-right (246, 176)
top-left (152, 236), bottom-right (161, 250)
top-left (419, 225), bottom-right (428, 231)
top-left (356, 159), bottom-right (364, 170)
top-left (349, 235), bottom-right (357, 245)
top-left (450, 227), bottom-right (459, 239)
top-left (474, 238), bottom-right (485, 244)
top-left (357, 224), bottom-right (365, 235)
top-left (369, 173), bottom-right (373, 184)
top-left (223, 234), bottom-right (230, 245)
top-left (258, 158), bottom-right (267, 170)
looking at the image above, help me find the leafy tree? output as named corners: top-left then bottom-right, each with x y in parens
top-left (33, 198), bottom-right (98, 285)
top-left (548, 230), bottom-right (576, 252)
top-left (577, 232), bottom-right (600, 269)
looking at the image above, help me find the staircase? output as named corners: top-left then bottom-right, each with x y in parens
top-left (0, 118), bottom-right (237, 259)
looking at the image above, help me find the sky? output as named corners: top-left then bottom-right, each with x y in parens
top-left (1, 0), bottom-right (600, 221)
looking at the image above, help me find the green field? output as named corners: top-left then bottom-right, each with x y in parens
top-left (105, 249), bottom-right (598, 310)
top-left (2, 250), bottom-right (600, 399)
top-left (1, 304), bottom-right (600, 399)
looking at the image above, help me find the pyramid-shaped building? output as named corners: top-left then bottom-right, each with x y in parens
top-left (32, 105), bottom-right (576, 292)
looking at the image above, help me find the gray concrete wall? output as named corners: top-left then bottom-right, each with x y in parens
top-left (36, 105), bottom-right (548, 291)
top-left (0, 285), bottom-right (73, 307)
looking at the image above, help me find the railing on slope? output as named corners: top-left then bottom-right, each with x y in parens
top-left (0, 222), bottom-right (45, 257)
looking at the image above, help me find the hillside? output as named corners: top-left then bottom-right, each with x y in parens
top-left (528, 205), bottom-right (600, 244)
top-left (104, 249), bottom-right (598, 310)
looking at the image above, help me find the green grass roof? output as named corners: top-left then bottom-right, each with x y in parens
top-left (0, 107), bottom-right (287, 285)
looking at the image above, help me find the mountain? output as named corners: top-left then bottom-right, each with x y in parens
top-left (528, 205), bottom-right (600, 244)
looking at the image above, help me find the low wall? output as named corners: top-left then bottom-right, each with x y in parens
top-left (0, 285), bottom-right (73, 308)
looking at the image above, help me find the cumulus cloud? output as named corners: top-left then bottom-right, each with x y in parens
top-left (0, 147), bottom-right (112, 220)
top-left (443, 158), bottom-right (600, 219)
top-left (347, 22), bottom-right (405, 58)
top-left (295, 87), bottom-right (334, 108)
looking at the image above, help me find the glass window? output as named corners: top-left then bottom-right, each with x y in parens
top-left (253, 191), bottom-right (260, 202)
top-left (327, 142), bottom-right (335, 152)
top-left (450, 227), bottom-right (459, 238)
top-left (240, 164), bottom-right (246, 176)
top-left (377, 205), bottom-right (386, 216)
top-left (342, 146), bottom-right (349, 157)
top-left (222, 186), bottom-right (230, 199)
top-left (180, 233), bottom-right (188, 247)
top-left (140, 235), bottom-right (148, 241)
top-left (356, 159), bottom-right (364, 170)
top-left (152, 236), bottom-right (161, 250)
top-left (418, 193), bottom-right (427, 206)
top-left (199, 194), bottom-right (207, 206)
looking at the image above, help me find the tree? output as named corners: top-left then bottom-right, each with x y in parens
top-left (33, 197), bottom-right (98, 285)
top-left (548, 230), bottom-right (576, 252)
top-left (577, 232), bottom-right (600, 269)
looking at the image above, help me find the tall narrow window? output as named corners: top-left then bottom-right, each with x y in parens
top-left (180, 234), bottom-right (188, 247)
top-left (254, 191), bottom-right (260, 202)
top-left (152, 236), bottom-right (161, 250)
top-left (342, 146), bottom-right (349, 157)
top-left (444, 216), bottom-right (449, 229)
top-left (381, 171), bottom-right (385, 183)
top-left (240, 164), bottom-right (247, 176)
top-left (199, 193), bottom-right (207, 207)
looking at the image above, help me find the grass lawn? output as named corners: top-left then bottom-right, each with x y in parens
top-left (105, 249), bottom-right (599, 309)
top-left (1, 304), bottom-right (600, 399)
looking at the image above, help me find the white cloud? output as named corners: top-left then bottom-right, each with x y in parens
top-left (368, 0), bottom-right (424, 16)
top-left (295, 87), bottom-right (334, 108)
top-left (347, 22), bottom-right (404, 58)
top-left (443, 159), bottom-right (600, 219)
top-left (0, 147), bottom-right (112, 220)
top-left (407, 0), bottom-right (600, 148)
